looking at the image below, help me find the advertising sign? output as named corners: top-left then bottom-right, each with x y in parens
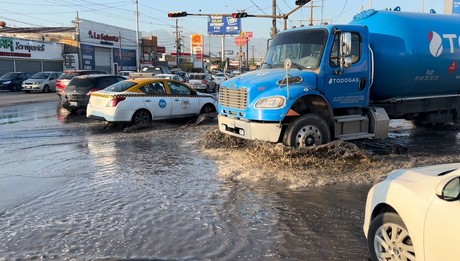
top-left (235, 37), bottom-right (248, 47)
top-left (0, 37), bottom-right (63, 60)
top-left (63, 53), bottom-right (78, 70)
top-left (191, 34), bottom-right (204, 61)
top-left (454, 0), bottom-right (460, 15)
top-left (81, 44), bottom-right (95, 70)
top-left (113, 49), bottom-right (137, 71)
top-left (207, 16), bottom-right (241, 35)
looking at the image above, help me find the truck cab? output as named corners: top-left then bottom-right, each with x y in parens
top-left (218, 25), bottom-right (389, 148)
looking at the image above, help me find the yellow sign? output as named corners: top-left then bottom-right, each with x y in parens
top-left (191, 34), bottom-right (203, 46)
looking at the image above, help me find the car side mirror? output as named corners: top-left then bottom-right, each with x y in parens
top-left (436, 176), bottom-right (460, 201)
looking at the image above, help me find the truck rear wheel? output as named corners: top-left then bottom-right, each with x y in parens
top-left (283, 113), bottom-right (331, 148)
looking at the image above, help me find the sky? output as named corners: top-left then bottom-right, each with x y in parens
top-left (0, 0), bottom-right (447, 56)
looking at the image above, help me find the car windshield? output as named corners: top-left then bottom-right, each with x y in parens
top-left (103, 81), bottom-right (136, 92)
top-left (0, 72), bottom-right (18, 80)
top-left (31, 72), bottom-right (51, 79)
top-left (263, 29), bottom-right (327, 70)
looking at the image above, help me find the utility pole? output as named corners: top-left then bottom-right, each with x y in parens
top-left (75, 11), bottom-right (82, 70)
top-left (135, 0), bottom-right (140, 72)
top-left (271, 0), bottom-right (277, 38)
top-left (175, 18), bottom-right (181, 68)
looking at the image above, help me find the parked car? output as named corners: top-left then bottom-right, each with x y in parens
top-left (21, 71), bottom-right (62, 93)
top-left (62, 74), bottom-right (126, 113)
top-left (187, 73), bottom-right (217, 93)
top-left (364, 163), bottom-right (460, 261)
top-left (0, 72), bottom-right (33, 92)
top-left (87, 78), bottom-right (217, 125)
top-left (56, 70), bottom-right (108, 98)
top-left (154, 73), bottom-right (185, 82)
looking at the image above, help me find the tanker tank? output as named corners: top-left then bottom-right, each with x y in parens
top-left (350, 9), bottom-right (460, 101)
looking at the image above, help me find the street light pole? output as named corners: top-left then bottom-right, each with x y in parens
top-left (135, 0), bottom-right (140, 72)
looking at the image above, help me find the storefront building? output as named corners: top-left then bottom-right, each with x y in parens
top-left (0, 36), bottom-right (63, 76)
top-left (77, 19), bottom-right (137, 73)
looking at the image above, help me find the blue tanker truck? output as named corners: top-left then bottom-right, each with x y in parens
top-left (217, 8), bottom-right (460, 148)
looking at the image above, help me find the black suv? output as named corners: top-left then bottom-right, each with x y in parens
top-left (0, 72), bottom-right (33, 92)
top-left (62, 74), bottom-right (126, 113)
top-left (56, 70), bottom-right (108, 98)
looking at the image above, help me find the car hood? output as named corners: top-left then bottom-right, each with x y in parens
top-left (387, 163), bottom-right (460, 182)
top-left (23, 79), bottom-right (45, 83)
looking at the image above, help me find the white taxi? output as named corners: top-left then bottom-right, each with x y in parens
top-left (87, 78), bottom-right (217, 125)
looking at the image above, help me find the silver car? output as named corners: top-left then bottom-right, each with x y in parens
top-left (187, 73), bottom-right (217, 93)
top-left (22, 71), bottom-right (62, 93)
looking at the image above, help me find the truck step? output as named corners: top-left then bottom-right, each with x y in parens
top-left (335, 132), bottom-right (376, 141)
top-left (334, 114), bottom-right (368, 123)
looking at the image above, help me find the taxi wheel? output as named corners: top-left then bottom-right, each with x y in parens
top-left (132, 109), bottom-right (152, 125)
top-left (200, 104), bottom-right (215, 114)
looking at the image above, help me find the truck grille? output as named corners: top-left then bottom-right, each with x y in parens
top-left (219, 87), bottom-right (248, 109)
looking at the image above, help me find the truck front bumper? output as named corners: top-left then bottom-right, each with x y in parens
top-left (218, 114), bottom-right (282, 143)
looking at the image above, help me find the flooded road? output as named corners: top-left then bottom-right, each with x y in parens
top-left (0, 93), bottom-right (459, 260)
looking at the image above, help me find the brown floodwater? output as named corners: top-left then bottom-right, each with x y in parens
top-left (0, 99), bottom-right (459, 260)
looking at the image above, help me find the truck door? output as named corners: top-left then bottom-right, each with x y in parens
top-left (323, 29), bottom-right (370, 108)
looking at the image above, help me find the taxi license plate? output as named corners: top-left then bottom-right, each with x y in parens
top-left (70, 101), bottom-right (78, 107)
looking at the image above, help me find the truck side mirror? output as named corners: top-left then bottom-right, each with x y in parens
top-left (340, 32), bottom-right (352, 68)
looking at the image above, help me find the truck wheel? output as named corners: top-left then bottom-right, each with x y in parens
top-left (283, 113), bottom-right (331, 148)
top-left (368, 212), bottom-right (415, 261)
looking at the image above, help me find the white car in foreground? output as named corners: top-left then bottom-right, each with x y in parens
top-left (87, 78), bottom-right (217, 125)
top-left (364, 163), bottom-right (460, 261)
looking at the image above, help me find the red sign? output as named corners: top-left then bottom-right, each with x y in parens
top-left (156, 46), bottom-right (166, 54)
top-left (246, 32), bottom-right (253, 38)
top-left (235, 36), bottom-right (248, 46)
top-left (449, 61), bottom-right (458, 73)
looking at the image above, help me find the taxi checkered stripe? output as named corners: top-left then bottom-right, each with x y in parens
top-left (91, 93), bottom-right (211, 98)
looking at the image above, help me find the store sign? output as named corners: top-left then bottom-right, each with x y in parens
top-left (88, 30), bottom-right (119, 44)
top-left (79, 19), bottom-right (136, 49)
top-left (190, 34), bottom-right (204, 61)
top-left (0, 37), bottom-right (63, 60)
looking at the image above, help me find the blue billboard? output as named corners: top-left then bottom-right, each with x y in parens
top-left (81, 44), bottom-right (95, 70)
top-left (454, 0), bottom-right (460, 15)
top-left (207, 16), bottom-right (241, 35)
top-left (113, 49), bottom-right (136, 71)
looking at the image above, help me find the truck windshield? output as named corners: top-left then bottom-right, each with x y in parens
top-left (263, 29), bottom-right (327, 70)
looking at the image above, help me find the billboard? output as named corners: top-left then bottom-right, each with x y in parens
top-left (454, 0), bottom-right (460, 15)
top-left (207, 16), bottom-right (241, 35)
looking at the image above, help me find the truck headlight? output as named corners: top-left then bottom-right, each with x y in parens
top-left (255, 96), bottom-right (286, 108)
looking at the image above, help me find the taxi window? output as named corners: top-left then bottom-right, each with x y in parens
top-left (169, 81), bottom-right (192, 95)
top-left (140, 82), bottom-right (165, 95)
top-left (104, 81), bottom-right (136, 92)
